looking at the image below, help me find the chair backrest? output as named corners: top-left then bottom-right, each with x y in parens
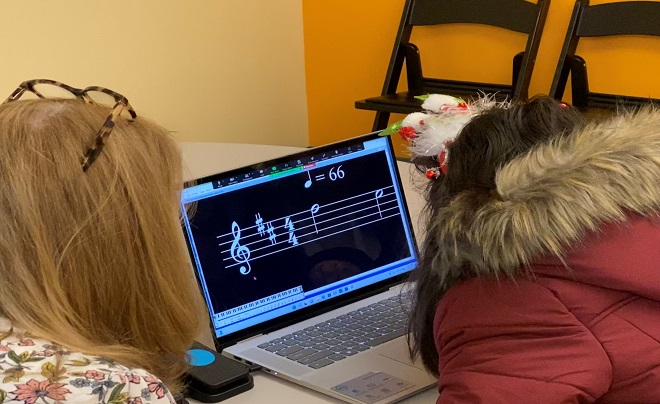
top-left (380, 0), bottom-right (550, 101)
top-left (550, 0), bottom-right (660, 107)
top-left (410, 0), bottom-right (542, 32)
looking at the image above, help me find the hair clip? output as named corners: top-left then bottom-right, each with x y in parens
top-left (422, 140), bottom-right (452, 180)
top-left (425, 168), bottom-right (440, 180)
top-left (438, 139), bottom-right (452, 173)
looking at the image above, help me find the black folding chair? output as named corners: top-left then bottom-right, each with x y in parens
top-left (550, 0), bottom-right (660, 119)
top-left (355, 0), bottom-right (551, 131)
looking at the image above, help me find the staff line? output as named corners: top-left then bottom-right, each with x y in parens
top-left (215, 185), bottom-right (395, 238)
top-left (220, 200), bottom-right (399, 254)
top-left (224, 211), bottom-right (402, 268)
top-left (217, 191), bottom-right (397, 245)
top-left (223, 205), bottom-right (400, 259)
top-left (218, 195), bottom-right (398, 249)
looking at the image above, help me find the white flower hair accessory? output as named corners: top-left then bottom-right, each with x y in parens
top-left (380, 94), bottom-right (501, 179)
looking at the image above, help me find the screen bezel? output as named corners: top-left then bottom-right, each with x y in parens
top-left (181, 132), bottom-right (418, 350)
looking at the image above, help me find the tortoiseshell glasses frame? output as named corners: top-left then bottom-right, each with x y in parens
top-left (2, 79), bottom-right (137, 171)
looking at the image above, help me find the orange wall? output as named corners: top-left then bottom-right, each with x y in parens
top-left (302, 0), bottom-right (660, 154)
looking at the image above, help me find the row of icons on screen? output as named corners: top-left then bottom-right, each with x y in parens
top-left (212, 144), bottom-right (365, 189)
top-left (213, 293), bottom-right (302, 329)
top-left (292, 285), bottom-right (356, 310)
top-left (213, 284), bottom-right (357, 330)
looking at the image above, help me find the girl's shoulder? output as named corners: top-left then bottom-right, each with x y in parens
top-left (0, 327), bottom-right (174, 404)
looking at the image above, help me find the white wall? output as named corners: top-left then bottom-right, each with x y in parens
top-left (0, 0), bottom-right (309, 146)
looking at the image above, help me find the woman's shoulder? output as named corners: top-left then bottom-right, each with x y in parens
top-left (0, 327), bottom-right (174, 404)
top-left (435, 277), bottom-right (569, 330)
top-left (533, 214), bottom-right (660, 300)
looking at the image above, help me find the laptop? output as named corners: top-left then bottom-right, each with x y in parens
top-left (180, 133), bottom-right (436, 403)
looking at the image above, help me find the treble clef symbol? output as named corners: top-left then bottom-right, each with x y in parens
top-left (230, 221), bottom-right (251, 275)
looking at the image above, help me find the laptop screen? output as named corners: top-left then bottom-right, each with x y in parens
top-left (181, 134), bottom-right (418, 341)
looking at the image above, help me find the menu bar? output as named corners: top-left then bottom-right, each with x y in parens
top-left (210, 142), bottom-right (365, 189)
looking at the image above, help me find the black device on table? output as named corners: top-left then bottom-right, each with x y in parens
top-left (184, 341), bottom-right (253, 403)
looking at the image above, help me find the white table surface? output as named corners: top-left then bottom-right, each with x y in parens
top-left (180, 142), bottom-right (436, 404)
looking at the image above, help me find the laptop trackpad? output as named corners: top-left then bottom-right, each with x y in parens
top-left (372, 340), bottom-right (421, 369)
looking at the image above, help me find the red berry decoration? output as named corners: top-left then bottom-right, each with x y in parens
top-left (398, 126), bottom-right (417, 141)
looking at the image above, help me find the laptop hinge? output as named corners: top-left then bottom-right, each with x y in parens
top-left (390, 282), bottom-right (412, 293)
top-left (239, 333), bottom-right (264, 343)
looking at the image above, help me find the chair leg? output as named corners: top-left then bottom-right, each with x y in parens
top-left (372, 112), bottom-right (391, 131)
top-left (512, 52), bottom-right (525, 100)
top-left (403, 43), bottom-right (424, 96)
top-left (569, 55), bottom-right (589, 108)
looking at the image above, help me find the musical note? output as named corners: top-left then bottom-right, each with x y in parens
top-left (255, 213), bottom-right (265, 236)
top-left (285, 217), bottom-right (298, 246)
top-left (266, 222), bottom-right (277, 244)
top-left (375, 189), bottom-right (384, 218)
top-left (310, 204), bottom-right (320, 233)
top-left (230, 222), bottom-right (251, 275)
top-left (304, 171), bottom-right (312, 189)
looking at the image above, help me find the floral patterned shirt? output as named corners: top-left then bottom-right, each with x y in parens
top-left (0, 318), bottom-right (175, 404)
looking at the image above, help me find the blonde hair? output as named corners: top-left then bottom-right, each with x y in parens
top-left (0, 99), bottom-right (203, 392)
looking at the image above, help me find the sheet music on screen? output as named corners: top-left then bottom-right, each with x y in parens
top-left (181, 136), bottom-right (417, 338)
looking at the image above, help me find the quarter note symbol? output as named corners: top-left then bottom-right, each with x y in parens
top-left (230, 221), bottom-right (251, 275)
top-left (375, 189), bottom-right (384, 218)
top-left (310, 204), bottom-right (320, 233)
top-left (304, 171), bottom-right (312, 189)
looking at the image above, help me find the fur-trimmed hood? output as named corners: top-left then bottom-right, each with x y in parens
top-left (428, 108), bottom-right (660, 287)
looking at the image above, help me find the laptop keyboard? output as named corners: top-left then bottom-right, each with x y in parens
top-left (256, 291), bottom-right (412, 369)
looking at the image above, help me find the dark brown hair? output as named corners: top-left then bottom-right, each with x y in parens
top-left (407, 96), bottom-right (586, 375)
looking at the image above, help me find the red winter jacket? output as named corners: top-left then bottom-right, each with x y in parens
top-left (429, 111), bottom-right (660, 403)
